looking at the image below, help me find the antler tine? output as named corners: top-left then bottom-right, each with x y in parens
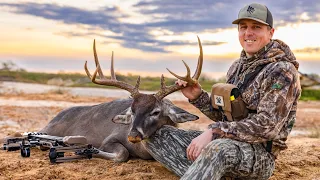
top-left (93, 39), bottom-right (106, 80)
top-left (166, 60), bottom-right (192, 83)
top-left (160, 74), bottom-right (166, 89)
top-left (192, 36), bottom-right (203, 79)
top-left (155, 74), bottom-right (185, 100)
top-left (84, 61), bottom-right (92, 79)
top-left (84, 40), bottom-right (140, 98)
top-left (135, 76), bottom-right (141, 89)
top-left (110, 51), bottom-right (116, 80)
top-left (91, 64), bottom-right (100, 82)
top-left (155, 36), bottom-right (203, 100)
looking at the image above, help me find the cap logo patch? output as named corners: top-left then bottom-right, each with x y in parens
top-left (247, 6), bottom-right (255, 14)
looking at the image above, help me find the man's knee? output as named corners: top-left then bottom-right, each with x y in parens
top-left (203, 139), bottom-right (240, 166)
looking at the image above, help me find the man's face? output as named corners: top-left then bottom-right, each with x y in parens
top-left (238, 19), bottom-right (274, 56)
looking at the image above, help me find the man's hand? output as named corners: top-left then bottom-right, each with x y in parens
top-left (176, 79), bottom-right (202, 100)
top-left (186, 129), bottom-right (212, 161)
top-left (187, 128), bottom-right (233, 161)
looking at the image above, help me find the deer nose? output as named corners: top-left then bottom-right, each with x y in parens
top-left (127, 135), bottom-right (142, 143)
top-left (128, 131), bottom-right (143, 143)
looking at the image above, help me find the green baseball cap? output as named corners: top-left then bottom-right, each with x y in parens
top-left (232, 3), bottom-right (273, 28)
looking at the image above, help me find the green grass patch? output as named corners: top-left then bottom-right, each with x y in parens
top-left (300, 89), bottom-right (320, 101)
top-left (0, 70), bottom-right (84, 84)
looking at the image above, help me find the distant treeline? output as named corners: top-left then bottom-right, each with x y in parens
top-left (0, 60), bottom-right (226, 91)
top-left (1, 61), bottom-right (319, 100)
top-left (0, 68), bottom-right (224, 92)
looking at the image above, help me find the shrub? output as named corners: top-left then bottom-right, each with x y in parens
top-left (300, 89), bottom-right (320, 101)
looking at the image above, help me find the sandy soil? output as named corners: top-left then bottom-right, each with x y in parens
top-left (0, 92), bottom-right (319, 180)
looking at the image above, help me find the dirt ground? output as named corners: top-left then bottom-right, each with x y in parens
top-left (0, 92), bottom-right (319, 180)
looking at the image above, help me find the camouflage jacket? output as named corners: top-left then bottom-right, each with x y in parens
top-left (190, 39), bottom-right (301, 151)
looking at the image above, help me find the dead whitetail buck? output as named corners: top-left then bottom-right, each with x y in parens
top-left (40, 37), bottom-right (203, 162)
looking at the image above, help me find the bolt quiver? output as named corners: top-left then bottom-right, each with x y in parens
top-left (211, 83), bottom-right (248, 121)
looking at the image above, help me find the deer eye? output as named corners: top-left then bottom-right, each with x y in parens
top-left (150, 110), bottom-right (160, 116)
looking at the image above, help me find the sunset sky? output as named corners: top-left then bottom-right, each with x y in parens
top-left (0, 0), bottom-right (319, 79)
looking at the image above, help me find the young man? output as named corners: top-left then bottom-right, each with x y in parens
top-left (145, 3), bottom-right (301, 180)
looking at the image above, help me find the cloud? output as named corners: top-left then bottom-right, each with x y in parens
top-left (135, 0), bottom-right (320, 25)
top-left (106, 34), bottom-right (225, 52)
top-left (265, 1), bottom-right (320, 26)
top-left (134, 0), bottom-right (320, 28)
top-left (2, 2), bottom-right (225, 52)
top-left (1, 2), bottom-right (125, 30)
top-left (1, 1), bottom-right (319, 52)
top-left (134, 0), bottom-right (241, 31)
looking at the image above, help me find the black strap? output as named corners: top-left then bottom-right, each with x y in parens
top-left (248, 109), bottom-right (257, 113)
top-left (234, 62), bottom-right (274, 153)
top-left (237, 64), bottom-right (269, 91)
top-left (266, 140), bottom-right (273, 153)
top-left (218, 106), bottom-right (228, 122)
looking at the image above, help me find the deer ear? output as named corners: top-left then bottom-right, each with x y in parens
top-left (112, 108), bottom-right (133, 124)
top-left (167, 106), bottom-right (199, 123)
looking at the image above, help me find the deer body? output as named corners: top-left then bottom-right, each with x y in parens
top-left (39, 37), bottom-right (203, 162)
top-left (40, 98), bottom-right (152, 161)
top-left (40, 96), bottom-right (198, 162)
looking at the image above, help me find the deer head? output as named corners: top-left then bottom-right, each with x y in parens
top-left (85, 37), bottom-right (203, 143)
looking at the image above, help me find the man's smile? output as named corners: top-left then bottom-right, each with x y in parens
top-left (245, 39), bottom-right (256, 43)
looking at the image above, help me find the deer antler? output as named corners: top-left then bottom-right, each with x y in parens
top-left (84, 40), bottom-right (140, 98)
top-left (155, 36), bottom-right (203, 100)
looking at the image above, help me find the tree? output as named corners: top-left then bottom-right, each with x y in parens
top-left (1, 61), bottom-right (16, 71)
top-left (0, 61), bottom-right (26, 72)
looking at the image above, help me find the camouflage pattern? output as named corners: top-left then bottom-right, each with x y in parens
top-left (145, 125), bottom-right (275, 179)
top-left (189, 91), bottom-right (223, 121)
top-left (145, 39), bottom-right (300, 179)
top-left (191, 39), bottom-right (301, 154)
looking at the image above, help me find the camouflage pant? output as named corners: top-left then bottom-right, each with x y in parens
top-left (144, 125), bottom-right (275, 180)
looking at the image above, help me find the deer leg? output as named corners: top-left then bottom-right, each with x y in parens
top-left (94, 137), bottom-right (129, 162)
